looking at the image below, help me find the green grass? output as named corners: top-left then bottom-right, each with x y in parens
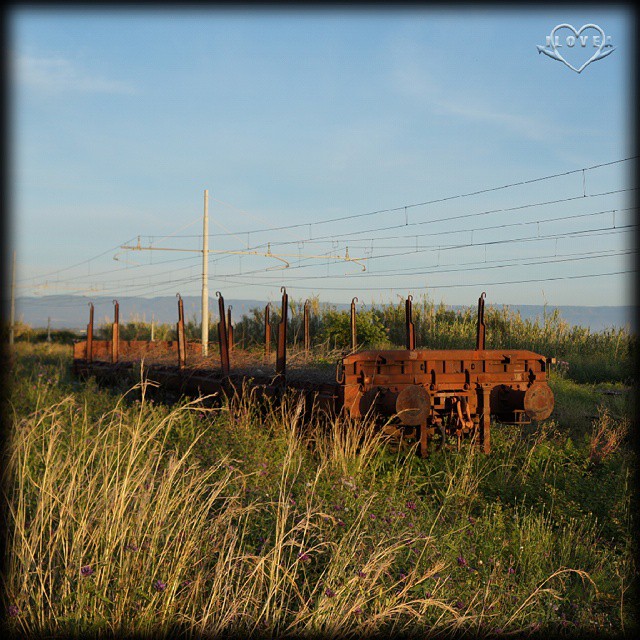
top-left (1, 343), bottom-right (636, 638)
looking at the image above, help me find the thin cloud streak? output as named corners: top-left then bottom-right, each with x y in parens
top-left (13, 53), bottom-right (138, 95)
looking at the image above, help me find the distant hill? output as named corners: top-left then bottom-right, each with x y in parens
top-left (14, 295), bottom-right (636, 333)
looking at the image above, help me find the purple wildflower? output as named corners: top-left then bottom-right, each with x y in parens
top-left (297, 552), bottom-right (311, 563)
top-left (508, 566), bottom-right (515, 574)
top-left (153, 579), bottom-right (167, 592)
top-left (406, 500), bottom-right (417, 510)
top-left (455, 600), bottom-right (465, 610)
top-left (125, 543), bottom-right (139, 551)
top-left (468, 516), bottom-right (476, 524)
top-left (369, 514), bottom-right (376, 520)
top-left (8, 605), bottom-right (20, 617)
top-left (80, 565), bottom-right (94, 577)
top-left (457, 556), bottom-right (467, 567)
top-left (356, 570), bottom-right (366, 578)
top-left (354, 606), bottom-right (363, 615)
top-left (325, 588), bottom-right (335, 597)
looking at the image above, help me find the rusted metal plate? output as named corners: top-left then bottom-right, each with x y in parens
top-left (395, 385), bottom-right (430, 425)
top-left (524, 382), bottom-right (554, 420)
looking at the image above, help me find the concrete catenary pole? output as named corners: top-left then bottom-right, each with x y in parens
top-left (202, 190), bottom-right (209, 356)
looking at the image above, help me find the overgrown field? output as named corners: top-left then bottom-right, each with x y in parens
top-left (17, 296), bottom-right (634, 384)
top-left (1, 335), bottom-right (637, 638)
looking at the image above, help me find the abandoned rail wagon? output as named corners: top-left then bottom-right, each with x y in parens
top-left (72, 291), bottom-right (554, 456)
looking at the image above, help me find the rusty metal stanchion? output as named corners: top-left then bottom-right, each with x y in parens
top-left (217, 292), bottom-right (230, 375)
top-left (304, 299), bottom-right (311, 355)
top-left (480, 384), bottom-right (492, 454)
top-left (276, 287), bottom-right (288, 377)
top-left (476, 291), bottom-right (486, 350)
top-left (406, 294), bottom-right (415, 350)
top-left (87, 302), bottom-right (94, 363)
top-left (350, 297), bottom-right (358, 351)
top-left (264, 302), bottom-right (271, 359)
top-left (176, 293), bottom-right (186, 369)
top-left (111, 300), bottom-right (119, 364)
top-left (227, 305), bottom-right (234, 352)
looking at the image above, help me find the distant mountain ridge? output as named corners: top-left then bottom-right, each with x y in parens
top-left (15, 295), bottom-right (636, 333)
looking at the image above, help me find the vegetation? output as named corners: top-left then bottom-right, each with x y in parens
top-left (1, 337), bottom-right (636, 638)
top-left (12, 295), bottom-right (636, 384)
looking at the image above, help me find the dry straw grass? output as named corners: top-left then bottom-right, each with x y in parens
top-left (3, 380), bottom-right (463, 638)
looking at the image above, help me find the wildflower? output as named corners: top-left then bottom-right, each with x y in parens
top-left (508, 566), bottom-right (515, 574)
top-left (297, 552), bottom-right (311, 563)
top-left (153, 579), bottom-right (167, 592)
top-left (457, 556), bottom-right (467, 567)
top-left (125, 543), bottom-right (139, 551)
top-left (337, 519), bottom-right (345, 527)
top-left (468, 516), bottom-right (476, 524)
top-left (369, 514), bottom-right (376, 520)
top-left (406, 500), bottom-right (417, 510)
top-left (356, 570), bottom-right (366, 578)
top-left (399, 572), bottom-right (407, 581)
top-left (354, 606), bottom-right (363, 615)
top-left (80, 565), bottom-right (94, 577)
top-left (325, 588), bottom-right (335, 597)
top-left (8, 605), bottom-right (19, 617)
top-left (455, 600), bottom-right (465, 610)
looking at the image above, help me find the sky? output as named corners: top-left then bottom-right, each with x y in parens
top-left (8, 7), bottom-right (636, 317)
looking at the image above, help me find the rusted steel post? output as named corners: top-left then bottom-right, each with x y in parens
top-left (276, 287), bottom-right (288, 376)
top-left (480, 384), bottom-right (492, 454)
top-left (405, 294), bottom-right (416, 350)
top-left (217, 292), bottom-right (230, 375)
top-left (111, 300), bottom-right (119, 364)
top-left (350, 297), bottom-right (358, 351)
top-left (304, 299), bottom-right (311, 354)
top-left (476, 291), bottom-right (486, 350)
top-left (87, 302), bottom-right (94, 362)
top-left (227, 306), bottom-right (234, 352)
top-left (265, 303), bottom-right (271, 358)
top-left (176, 293), bottom-right (186, 369)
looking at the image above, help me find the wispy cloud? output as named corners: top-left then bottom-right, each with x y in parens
top-left (388, 48), bottom-right (577, 143)
top-left (13, 53), bottom-right (138, 95)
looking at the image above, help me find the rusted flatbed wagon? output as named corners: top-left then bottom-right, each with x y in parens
top-left (73, 290), bottom-right (554, 456)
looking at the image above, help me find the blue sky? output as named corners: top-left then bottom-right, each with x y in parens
top-left (9, 7), bottom-right (635, 312)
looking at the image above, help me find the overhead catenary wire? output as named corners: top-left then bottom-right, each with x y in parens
top-left (216, 269), bottom-right (635, 293)
top-left (166, 157), bottom-right (637, 240)
top-left (16, 157), bottom-right (634, 303)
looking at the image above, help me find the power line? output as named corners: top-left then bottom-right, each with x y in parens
top-left (216, 269), bottom-right (635, 292)
top-left (216, 248), bottom-right (636, 283)
top-left (243, 204), bottom-right (635, 251)
top-left (170, 157), bottom-right (636, 239)
top-left (238, 188), bottom-right (636, 251)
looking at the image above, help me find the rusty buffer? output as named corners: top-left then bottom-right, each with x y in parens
top-left (72, 291), bottom-right (554, 457)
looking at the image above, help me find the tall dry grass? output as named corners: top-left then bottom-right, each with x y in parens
top-left (2, 380), bottom-right (459, 638)
top-left (2, 345), bottom-right (634, 637)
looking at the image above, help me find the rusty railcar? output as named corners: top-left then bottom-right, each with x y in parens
top-left (72, 291), bottom-right (554, 456)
